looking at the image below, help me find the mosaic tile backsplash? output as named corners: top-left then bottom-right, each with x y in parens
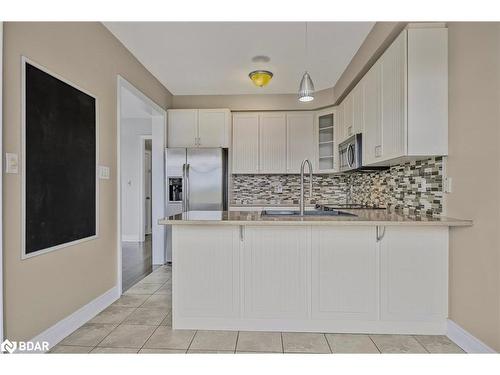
top-left (231, 157), bottom-right (444, 217)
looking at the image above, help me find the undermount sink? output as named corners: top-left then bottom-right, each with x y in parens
top-left (261, 209), bottom-right (357, 217)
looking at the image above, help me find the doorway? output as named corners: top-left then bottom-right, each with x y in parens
top-left (117, 77), bottom-right (166, 293)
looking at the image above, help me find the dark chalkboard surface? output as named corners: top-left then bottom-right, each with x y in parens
top-left (24, 60), bottom-right (97, 256)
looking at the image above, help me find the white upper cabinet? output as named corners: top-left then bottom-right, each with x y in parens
top-left (259, 113), bottom-right (287, 173)
top-left (167, 109), bottom-right (198, 148)
top-left (231, 111), bottom-right (315, 174)
top-left (363, 61), bottom-right (382, 166)
top-left (198, 109), bottom-right (231, 147)
top-left (167, 108), bottom-right (230, 148)
top-left (286, 112), bottom-right (315, 173)
top-left (380, 30), bottom-right (407, 162)
top-left (232, 113), bottom-right (259, 174)
top-left (341, 26), bottom-right (448, 167)
top-left (316, 108), bottom-right (337, 173)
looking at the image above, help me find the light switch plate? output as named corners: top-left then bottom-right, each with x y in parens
top-left (99, 165), bottom-right (110, 180)
top-left (5, 153), bottom-right (19, 174)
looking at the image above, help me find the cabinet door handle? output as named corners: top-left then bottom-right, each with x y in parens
top-left (239, 225), bottom-right (244, 241)
top-left (376, 226), bottom-right (386, 242)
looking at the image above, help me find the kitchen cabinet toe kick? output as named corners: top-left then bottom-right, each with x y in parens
top-left (171, 224), bottom-right (449, 334)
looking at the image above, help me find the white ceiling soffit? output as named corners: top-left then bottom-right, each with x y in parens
top-left (105, 22), bottom-right (374, 96)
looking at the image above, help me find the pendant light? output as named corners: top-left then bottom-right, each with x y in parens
top-left (298, 22), bottom-right (315, 102)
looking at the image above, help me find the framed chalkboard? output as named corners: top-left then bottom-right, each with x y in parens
top-left (21, 57), bottom-right (98, 259)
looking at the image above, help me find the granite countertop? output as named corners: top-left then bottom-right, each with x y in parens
top-left (159, 209), bottom-right (472, 227)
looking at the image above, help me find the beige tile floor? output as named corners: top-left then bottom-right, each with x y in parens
top-left (51, 264), bottom-right (465, 354)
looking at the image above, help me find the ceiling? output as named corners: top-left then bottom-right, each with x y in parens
top-left (104, 22), bottom-right (374, 96)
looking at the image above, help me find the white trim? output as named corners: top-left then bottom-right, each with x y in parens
top-left (20, 56), bottom-right (100, 260)
top-left (139, 135), bottom-right (153, 242)
top-left (446, 319), bottom-right (496, 353)
top-left (121, 235), bottom-right (142, 243)
top-left (27, 286), bottom-right (119, 352)
top-left (117, 75), bottom-right (167, 295)
top-left (0, 21), bottom-right (4, 342)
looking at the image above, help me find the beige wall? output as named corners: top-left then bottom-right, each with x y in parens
top-left (2, 22), bottom-right (172, 341)
top-left (172, 87), bottom-right (334, 111)
top-left (446, 22), bottom-right (500, 351)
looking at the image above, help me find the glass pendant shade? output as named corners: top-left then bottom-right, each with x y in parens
top-left (298, 71), bottom-right (314, 102)
top-left (249, 70), bottom-right (273, 87)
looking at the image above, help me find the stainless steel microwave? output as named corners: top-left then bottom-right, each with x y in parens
top-left (339, 134), bottom-right (362, 172)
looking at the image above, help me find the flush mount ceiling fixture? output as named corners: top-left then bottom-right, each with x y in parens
top-left (249, 70), bottom-right (273, 87)
top-left (298, 22), bottom-right (315, 102)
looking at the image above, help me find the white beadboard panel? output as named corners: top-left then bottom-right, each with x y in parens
top-left (311, 226), bottom-right (378, 320)
top-left (172, 225), bottom-right (240, 319)
top-left (380, 30), bottom-right (407, 161)
top-left (243, 226), bottom-right (310, 319)
top-left (407, 28), bottom-right (448, 156)
top-left (380, 226), bottom-right (448, 322)
top-left (259, 113), bottom-right (287, 173)
top-left (232, 113), bottom-right (259, 173)
top-left (286, 112), bottom-right (316, 173)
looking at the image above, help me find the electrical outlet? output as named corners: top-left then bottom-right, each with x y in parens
top-left (444, 177), bottom-right (452, 193)
top-left (99, 165), bottom-right (110, 180)
top-left (275, 183), bottom-right (283, 194)
top-left (5, 153), bottom-right (19, 174)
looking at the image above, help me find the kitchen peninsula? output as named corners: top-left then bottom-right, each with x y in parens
top-left (160, 210), bottom-right (471, 335)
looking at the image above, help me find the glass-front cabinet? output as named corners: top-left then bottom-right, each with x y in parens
top-left (315, 107), bottom-right (338, 173)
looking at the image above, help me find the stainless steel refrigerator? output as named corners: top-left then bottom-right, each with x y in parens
top-left (165, 148), bottom-right (228, 261)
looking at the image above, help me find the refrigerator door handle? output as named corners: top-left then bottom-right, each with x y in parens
top-left (185, 163), bottom-right (190, 212)
top-left (182, 163), bottom-right (187, 212)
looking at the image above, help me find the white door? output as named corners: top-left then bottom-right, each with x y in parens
top-left (167, 109), bottom-right (198, 147)
top-left (232, 113), bottom-right (259, 173)
top-left (363, 61), bottom-right (382, 166)
top-left (380, 30), bottom-right (407, 162)
top-left (173, 225), bottom-right (240, 318)
top-left (144, 150), bottom-right (152, 235)
top-left (259, 113), bottom-right (286, 173)
top-left (311, 226), bottom-right (378, 320)
top-left (286, 112), bottom-right (315, 173)
top-left (198, 109), bottom-right (230, 147)
top-left (380, 226), bottom-right (448, 322)
top-left (243, 226), bottom-right (309, 319)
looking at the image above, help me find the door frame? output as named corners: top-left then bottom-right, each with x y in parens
top-left (116, 76), bottom-right (167, 294)
top-left (0, 21), bottom-right (4, 342)
top-left (139, 135), bottom-right (153, 241)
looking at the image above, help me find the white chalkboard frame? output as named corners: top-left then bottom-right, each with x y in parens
top-left (21, 56), bottom-right (99, 260)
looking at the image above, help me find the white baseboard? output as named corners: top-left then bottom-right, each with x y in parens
top-left (29, 286), bottom-right (120, 352)
top-left (447, 319), bottom-right (496, 353)
top-left (122, 234), bottom-right (141, 242)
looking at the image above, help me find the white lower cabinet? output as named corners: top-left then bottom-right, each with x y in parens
top-left (380, 226), bottom-right (448, 322)
top-left (243, 226), bottom-right (309, 319)
top-left (311, 226), bottom-right (378, 320)
top-left (172, 224), bottom-right (449, 334)
top-left (172, 225), bottom-right (240, 319)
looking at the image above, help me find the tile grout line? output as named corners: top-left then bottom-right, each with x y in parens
top-left (412, 335), bottom-right (430, 353)
top-left (234, 331), bottom-right (240, 354)
top-left (368, 335), bottom-right (382, 354)
top-left (185, 330), bottom-right (198, 353)
top-left (137, 321), bottom-right (163, 353)
top-left (324, 333), bottom-right (333, 354)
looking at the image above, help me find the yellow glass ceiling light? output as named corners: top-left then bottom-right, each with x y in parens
top-left (249, 70), bottom-right (273, 87)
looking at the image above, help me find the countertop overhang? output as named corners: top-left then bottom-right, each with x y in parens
top-left (159, 210), bottom-right (472, 227)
